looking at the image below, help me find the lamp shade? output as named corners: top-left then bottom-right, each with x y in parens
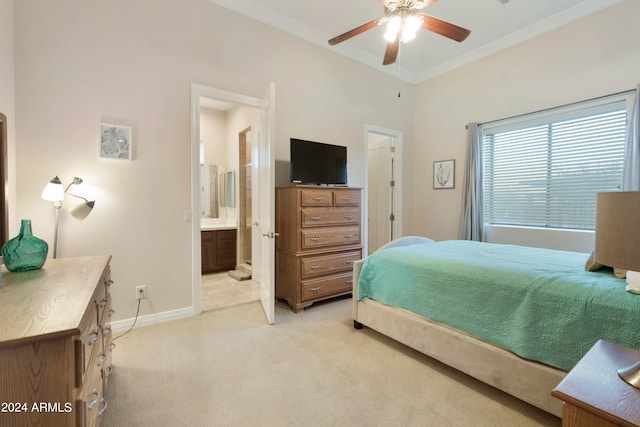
top-left (595, 191), bottom-right (640, 272)
top-left (41, 176), bottom-right (65, 202)
top-left (69, 200), bottom-right (95, 220)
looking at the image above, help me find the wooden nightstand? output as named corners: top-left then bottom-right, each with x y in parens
top-left (552, 340), bottom-right (640, 427)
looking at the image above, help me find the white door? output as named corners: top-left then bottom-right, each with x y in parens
top-left (367, 136), bottom-right (395, 254)
top-left (252, 83), bottom-right (276, 324)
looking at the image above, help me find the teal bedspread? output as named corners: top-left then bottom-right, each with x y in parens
top-left (357, 240), bottom-right (640, 371)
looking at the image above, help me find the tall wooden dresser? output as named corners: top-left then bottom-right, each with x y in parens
top-left (276, 186), bottom-right (362, 312)
top-left (0, 255), bottom-right (114, 427)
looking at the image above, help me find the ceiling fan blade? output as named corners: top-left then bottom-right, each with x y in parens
top-left (419, 14), bottom-right (470, 42)
top-left (383, 35), bottom-right (400, 65)
top-left (328, 18), bottom-right (382, 46)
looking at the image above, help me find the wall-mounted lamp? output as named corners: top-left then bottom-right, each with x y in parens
top-left (41, 176), bottom-right (95, 258)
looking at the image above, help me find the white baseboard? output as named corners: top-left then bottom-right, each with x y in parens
top-left (111, 306), bottom-right (195, 333)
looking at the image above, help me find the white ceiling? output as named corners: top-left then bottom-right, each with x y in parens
top-left (209, 0), bottom-right (622, 83)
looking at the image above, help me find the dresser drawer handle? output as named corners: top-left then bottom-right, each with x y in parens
top-left (88, 330), bottom-right (100, 345)
top-left (344, 234), bottom-right (354, 238)
top-left (344, 215), bottom-right (353, 220)
top-left (109, 343), bottom-right (116, 352)
top-left (312, 197), bottom-right (324, 201)
top-left (346, 260), bottom-right (354, 264)
top-left (105, 279), bottom-right (114, 286)
top-left (311, 216), bottom-right (321, 221)
top-left (342, 197), bottom-right (353, 202)
top-left (310, 265), bottom-right (322, 270)
top-left (105, 365), bottom-right (113, 377)
top-left (310, 237), bottom-right (321, 242)
top-left (108, 309), bottom-right (115, 317)
top-left (99, 298), bottom-right (108, 308)
top-left (97, 352), bottom-right (107, 367)
top-left (99, 399), bottom-right (108, 416)
top-left (87, 389), bottom-right (100, 410)
top-left (310, 287), bottom-right (321, 292)
top-left (103, 326), bottom-right (112, 337)
top-left (345, 280), bottom-right (353, 285)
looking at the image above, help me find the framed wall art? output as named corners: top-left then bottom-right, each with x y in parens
top-left (99, 122), bottom-right (132, 161)
top-left (433, 159), bottom-right (455, 189)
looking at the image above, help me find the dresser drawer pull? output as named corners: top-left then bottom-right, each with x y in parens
top-left (105, 365), bottom-right (113, 378)
top-left (109, 343), bottom-right (116, 352)
top-left (99, 298), bottom-right (108, 308)
top-left (87, 389), bottom-right (100, 410)
top-left (108, 309), bottom-right (115, 317)
top-left (345, 280), bottom-right (353, 285)
top-left (99, 399), bottom-right (108, 416)
top-left (97, 352), bottom-right (107, 367)
top-left (105, 279), bottom-right (114, 286)
top-left (311, 216), bottom-right (321, 221)
top-left (310, 265), bottom-right (322, 270)
top-left (344, 215), bottom-right (354, 220)
top-left (344, 234), bottom-right (354, 238)
top-left (88, 330), bottom-right (100, 345)
top-left (310, 287), bottom-right (321, 292)
top-left (342, 197), bottom-right (354, 202)
top-left (346, 260), bottom-right (354, 264)
top-left (312, 197), bottom-right (324, 201)
top-left (103, 326), bottom-right (112, 337)
top-left (310, 237), bottom-right (321, 242)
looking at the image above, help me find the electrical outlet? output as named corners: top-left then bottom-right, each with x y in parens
top-left (136, 285), bottom-right (147, 300)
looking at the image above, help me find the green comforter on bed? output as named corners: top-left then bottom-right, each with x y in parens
top-left (357, 240), bottom-right (640, 371)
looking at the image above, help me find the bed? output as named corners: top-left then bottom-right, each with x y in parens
top-left (352, 237), bottom-right (640, 417)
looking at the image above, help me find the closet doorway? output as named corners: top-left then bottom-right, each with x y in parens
top-left (364, 125), bottom-right (403, 255)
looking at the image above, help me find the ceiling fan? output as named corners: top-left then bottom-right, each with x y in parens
top-left (328, 0), bottom-right (471, 66)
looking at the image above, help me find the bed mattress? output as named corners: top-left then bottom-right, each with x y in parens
top-left (357, 240), bottom-right (640, 371)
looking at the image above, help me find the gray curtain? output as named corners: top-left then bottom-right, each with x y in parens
top-left (623, 84), bottom-right (640, 191)
top-left (458, 122), bottom-right (483, 241)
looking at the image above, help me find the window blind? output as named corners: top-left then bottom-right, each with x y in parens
top-left (483, 94), bottom-right (631, 230)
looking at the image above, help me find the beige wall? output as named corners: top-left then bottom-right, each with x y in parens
top-left (200, 107), bottom-right (228, 168)
top-left (0, 0), bottom-right (16, 233)
top-left (408, 0), bottom-right (640, 242)
top-left (12, 0), bottom-right (414, 321)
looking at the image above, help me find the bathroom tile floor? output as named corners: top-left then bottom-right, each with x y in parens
top-left (201, 271), bottom-right (260, 311)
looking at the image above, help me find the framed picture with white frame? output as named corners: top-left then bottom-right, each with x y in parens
top-left (433, 159), bottom-right (455, 189)
top-left (99, 122), bottom-right (133, 161)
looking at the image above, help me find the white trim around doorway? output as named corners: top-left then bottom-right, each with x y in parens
top-left (363, 124), bottom-right (403, 256)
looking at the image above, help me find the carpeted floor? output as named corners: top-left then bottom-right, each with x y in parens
top-left (103, 297), bottom-right (561, 427)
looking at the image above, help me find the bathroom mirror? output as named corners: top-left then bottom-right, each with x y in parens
top-left (226, 171), bottom-right (235, 207)
top-left (200, 164), bottom-right (229, 218)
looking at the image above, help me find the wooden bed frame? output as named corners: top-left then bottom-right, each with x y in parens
top-left (352, 238), bottom-right (566, 418)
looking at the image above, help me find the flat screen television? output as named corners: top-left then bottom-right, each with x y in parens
top-left (290, 138), bottom-right (347, 185)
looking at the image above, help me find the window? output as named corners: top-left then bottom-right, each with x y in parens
top-left (483, 93), bottom-right (633, 230)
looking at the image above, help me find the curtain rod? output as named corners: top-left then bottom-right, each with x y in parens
top-left (466, 87), bottom-right (636, 129)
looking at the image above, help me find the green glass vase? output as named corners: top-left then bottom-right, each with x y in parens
top-left (2, 219), bottom-right (49, 272)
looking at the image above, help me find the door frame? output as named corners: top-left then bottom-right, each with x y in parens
top-left (190, 83), bottom-right (264, 316)
top-left (363, 124), bottom-right (403, 256)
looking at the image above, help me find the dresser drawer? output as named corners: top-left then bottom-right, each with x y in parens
top-left (333, 190), bottom-right (360, 206)
top-left (301, 227), bottom-right (360, 249)
top-left (300, 189), bottom-right (332, 207)
top-left (77, 354), bottom-right (105, 427)
top-left (301, 208), bottom-right (359, 227)
top-left (301, 272), bottom-right (353, 301)
top-left (301, 251), bottom-right (361, 278)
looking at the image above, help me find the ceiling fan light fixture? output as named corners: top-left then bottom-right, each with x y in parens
top-left (402, 14), bottom-right (422, 42)
top-left (383, 16), bottom-right (401, 42)
top-left (384, 13), bottom-right (423, 43)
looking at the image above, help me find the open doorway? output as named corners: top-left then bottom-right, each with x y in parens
top-left (191, 86), bottom-right (261, 314)
top-left (364, 125), bottom-right (403, 255)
